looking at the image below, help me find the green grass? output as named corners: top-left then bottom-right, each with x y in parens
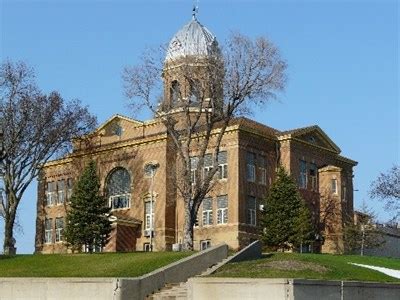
top-left (0, 252), bottom-right (192, 277)
top-left (211, 253), bottom-right (400, 283)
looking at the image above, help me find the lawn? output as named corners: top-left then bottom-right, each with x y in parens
top-left (211, 253), bottom-right (400, 283)
top-left (0, 252), bottom-right (192, 277)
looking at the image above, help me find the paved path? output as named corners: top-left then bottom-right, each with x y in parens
top-left (350, 263), bottom-right (400, 279)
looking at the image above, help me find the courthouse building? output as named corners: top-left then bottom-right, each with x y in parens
top-left (35, 15), bottom-right (357, 254)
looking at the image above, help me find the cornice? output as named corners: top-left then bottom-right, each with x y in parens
top-left (336, 155), bottom-right (358, 166)
top-left (43, 134), bottom-right (168, 168)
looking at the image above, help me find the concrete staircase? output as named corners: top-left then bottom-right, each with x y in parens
top-left (145, 282), bottom-right (189, 300)
top-left (145, 257), bottom-right (231, 299)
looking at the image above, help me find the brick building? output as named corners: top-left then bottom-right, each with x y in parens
top-left (34, 16), bottom-right (357, 254)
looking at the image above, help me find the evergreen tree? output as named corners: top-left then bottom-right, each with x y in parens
top-left (64, 160), bottom-right (111, 253)
top-left (292, 204), bottom-right (315, 252)
top-left (260, 166), bottom-right (314, 251)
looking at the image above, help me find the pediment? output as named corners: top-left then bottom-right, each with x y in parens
top-left (280, 126), bottom-right (341, 154)
top-left (71, 115), bottom-right (144, 150)
top-left (96, 114), bottom-right (143, 137)
top-left (297, 130), bottom-right (340, 153)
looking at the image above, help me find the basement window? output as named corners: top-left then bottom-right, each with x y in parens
top-left (200, 240), bottom-right (211, 251)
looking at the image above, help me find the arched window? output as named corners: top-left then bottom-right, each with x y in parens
top-left (106, 168), bottom-right (131, 210)
top-left (170, 80), bottom-right (181, 105)
top-left (189, 79), bottom-right (201, 105)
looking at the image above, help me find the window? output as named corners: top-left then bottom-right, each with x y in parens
top-left (217, 195), bottom-right (228, 224)
top-left (203, 154), bottom-right (213, 179)
top-left (170, 80), bottom-right (181, 105)
top-left (190, 156), bottom-right (199, 185)
top-left (343, 186), bottom-right (347, 202)
top-left (189, 79), bottom-right (201, 104)
top-left (218, 151), bottom-right (228, 180)
top-left (112, 124), bottom-right (123, 137)
top-left (202, 197), bottom-right (213, 226)
top-left (194, 213), bottom-right (200, 227)
top-left (56, 180), bottom-right (65, 205)
top-left (258, 155), bottom-right (267, 185)
top-left (309, 163), bottom-right (317, 191)
top-left (106, 168), bottom-right (131, 210)
top-left (144, 200), bottom-right (154, 230)
top-left (247, 196), bottom-right (257, 226)
top-left (44, 218), bottom-right (52, 244)
top-left (299, 160), bottom-right (307, 189)
top-left (331, 179), bottom-right (338, 194)
top-left (83, 243), bottom-right (102, 253)
top-left (200, 240), bottom-right (211, 251)
top-left (66, 178), bottom-right (73, 201)
top-left (144, 243), bottom-right (151, 252)
top-left (46, 182), bottom-right (56, 206)
top-left (246, 152), bottom-right (256, 182)
top-left (55, 217), bottom-right (64, 242)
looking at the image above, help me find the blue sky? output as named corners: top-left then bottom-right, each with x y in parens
top-left (0, 0), bottom-right (398, 254)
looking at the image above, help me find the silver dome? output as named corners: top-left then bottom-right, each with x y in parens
top-left (166, 17), bottom-right (220, 61)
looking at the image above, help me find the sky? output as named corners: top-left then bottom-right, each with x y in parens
top-left (0, 0), bottom-right (398, 254)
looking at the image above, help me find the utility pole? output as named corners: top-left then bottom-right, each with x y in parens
top-left (360, 224), bottom-right (365, 256)
top-left (144, 162), bottom-right (159, 252)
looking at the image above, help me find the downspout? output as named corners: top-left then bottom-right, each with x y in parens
top-left (275, 141), bottom-right (281, 169)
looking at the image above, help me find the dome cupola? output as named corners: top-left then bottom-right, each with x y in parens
top-left (160, 9), bottom-right (224, 115)
top-left (166, 15), bottom-right (220, 61)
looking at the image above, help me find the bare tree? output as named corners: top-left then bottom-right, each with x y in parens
top-left (370, 165), bottom-right (400, 220)
top-left (343, 200), bottom-right (385, 255)
top-left (0, 61), bottom-right (96, 254)
top-left (123, 33), bottom-right (287, 250)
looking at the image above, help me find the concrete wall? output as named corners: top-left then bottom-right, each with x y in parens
top-left (188, 277), bottom-right (400, 300)
top-left (0, 244), bottom-right (228, 300)
top-left (201, 240), bottom-right (261, 276)
top-left (0, 278), bottom-right (116, 300)
top-left (229, 240), bottom-right (262, 263)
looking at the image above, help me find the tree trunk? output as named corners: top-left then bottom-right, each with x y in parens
top-left (3, 209), bottom-right (16, 255)
top-left (3, 187), bottom-right (18, 255)
top-left (182, 202), bottom-right (194, 251)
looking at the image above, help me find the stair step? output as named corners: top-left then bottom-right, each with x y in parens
top-left (147, 254), bottom-right (235, 299)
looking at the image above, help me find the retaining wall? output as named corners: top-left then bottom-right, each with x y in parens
top-left (0, 243), bottom-right (228, 300)
top-left (188, 277), bottom-right (400, 300)
top-left (0, 278), bottom-right (116, 300)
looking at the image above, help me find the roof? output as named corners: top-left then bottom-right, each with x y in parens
top-left (279, 125), bottom-right (320, 136)
top-left (278, 125), bottom-right (341, 154)
top-left (96, 114), bottom-right (143, 132)
top-left (110, 211), bottom-right (142, 226)
top-left (166, 17), bottom-right (221, 61)
top-left (231, 117), bottom-right (281, 138)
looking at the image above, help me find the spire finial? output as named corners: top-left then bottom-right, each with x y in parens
top-left (192, 0), bottom-right (199, 20)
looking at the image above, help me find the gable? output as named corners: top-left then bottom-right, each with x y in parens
top-left (96, 114), bottom-right (143, 136)
top-left (71, 115), bottom-right (144, 151)
top-left (296, 130), bottom-right (340, 153)
top-left (279, 126), bottom-right (341, 154)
